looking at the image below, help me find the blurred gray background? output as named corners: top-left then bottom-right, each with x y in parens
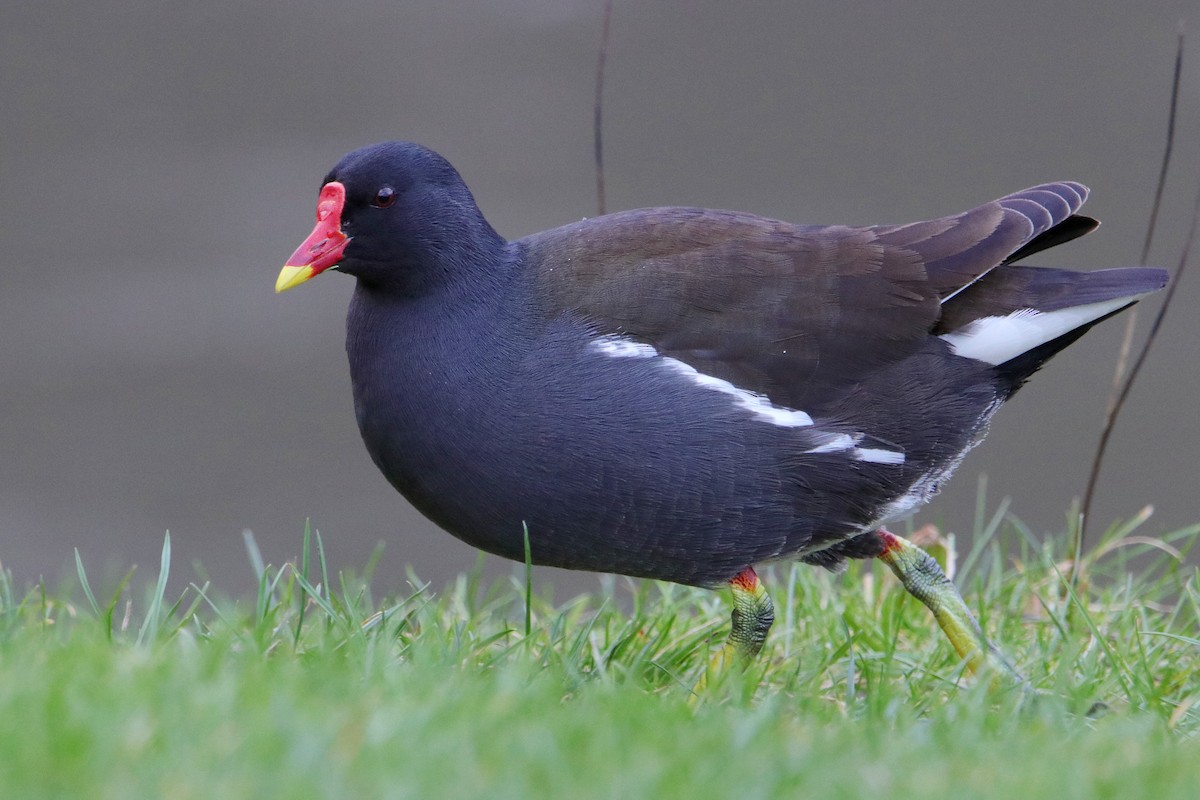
top-left (2, 1), bottom-right (1197, 597)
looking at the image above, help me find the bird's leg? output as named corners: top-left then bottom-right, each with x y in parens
top-left (876, 528), bottom-right (1021, 682)
top-left (694, 566), bottom-right (774, 694)
top-left (726, 566), bottom-right (775, 662)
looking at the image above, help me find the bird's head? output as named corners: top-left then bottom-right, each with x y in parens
top-left (276, 141), bottom-right (502, 295)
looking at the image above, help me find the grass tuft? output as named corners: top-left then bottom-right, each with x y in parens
top-left (1, 510), bottom-right (1199, 797)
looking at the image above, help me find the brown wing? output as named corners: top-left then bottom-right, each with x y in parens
top-left (519, 182), bottom-right (1089, 412)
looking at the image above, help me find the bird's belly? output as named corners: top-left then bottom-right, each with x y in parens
top-left (351, 332), bottom-right (803, 586)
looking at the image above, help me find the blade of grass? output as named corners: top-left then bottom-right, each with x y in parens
top-left (136, 532), bottom-right (172, 646)
top-left (523, 522), bottom-right (533, 639)
top-left (104, 567), bottom-right (136, 641)
top-left (243, 529), bottom-right (266, 584)
top-left (958, 495), bottom-right (1011, 584)
top-left (74, 549), bottom-right (101, 619)
top-left (294, 520), bottom-right (312, 648)
top-left (1141, 630), bottom-right (1200, 647)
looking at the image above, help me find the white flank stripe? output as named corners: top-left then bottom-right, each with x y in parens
top-left (593, 334), bottom-right (905, 463)
top-left (591, 335), bottom-right (815, 427)
top-left (939, 294), bottom-right (1146, 366)
top-left (592, 337), bottom-right (658, 359)
top-left (661, 359), bottom-right (816, 427)
top-left (805, 434), bottom-right (858, 454)
top-left (853, 447), bottom-right (906, 465)
top-left (805, 435), bottom-right (905, 465)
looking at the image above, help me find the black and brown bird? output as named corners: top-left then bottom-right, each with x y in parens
top-left (277, 141), bottom-right (1166, 681)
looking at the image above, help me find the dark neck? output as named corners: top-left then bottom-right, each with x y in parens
top-left (343, 246), bottom-right (540, 527)
top-left (353, 211), bottom-right (510, 299)
top-left (345, 242), bottom-right (535, 424)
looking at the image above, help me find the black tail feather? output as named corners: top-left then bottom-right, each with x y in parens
top-left (1004, 215), bottom-right (1099, 264)
top-left (939, 265), bottom-right (1169, 334)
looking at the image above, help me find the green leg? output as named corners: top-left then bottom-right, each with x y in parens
top-left (694, 566), bottom-right (775, 695)
top-left (876, 529), bottom-right (1021, 682)
top-left (726, 566), bottom-right (775, 662)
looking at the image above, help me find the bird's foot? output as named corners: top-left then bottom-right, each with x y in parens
top-left (691, 566), bottom-right (774, 702)
top-left (876, 528), bottom-right (1025, 688)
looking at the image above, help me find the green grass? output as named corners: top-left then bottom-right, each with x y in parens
top-left (1, 513), bottom-right (1199, 799)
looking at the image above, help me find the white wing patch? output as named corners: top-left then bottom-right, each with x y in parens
top-left (591, 335), bottom-right (904, 464)
top-left (854, 447), bottom-right (907, 465)
top-left (804, 433), bottom-right (905, 464)
top-left (662, 360), bottom-right (817, 427)
top-left (939, 295), bottom-right (1148, 365)
top-left (593, 334), bottom-right (814, 426)
top-left (592, 337), bottom-right (658, 359)
top-left (804, 434), bottom-right (858, 453)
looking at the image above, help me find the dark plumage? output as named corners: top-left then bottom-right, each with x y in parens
top-left (277, 141), bottom-right (1167, 678)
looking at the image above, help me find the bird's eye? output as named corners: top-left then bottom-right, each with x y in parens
top-left (372, 186), bottom-right (396, 208)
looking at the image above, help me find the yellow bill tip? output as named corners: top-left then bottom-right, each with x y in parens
top-left (275, 265), bottom-right (316, 293)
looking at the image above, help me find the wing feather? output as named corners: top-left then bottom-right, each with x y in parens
top-left (519, 183), bottom-right (1094, 412)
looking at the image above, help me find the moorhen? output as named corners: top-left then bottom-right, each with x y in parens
top-left (277, 141), bottom-right (1166, 682)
